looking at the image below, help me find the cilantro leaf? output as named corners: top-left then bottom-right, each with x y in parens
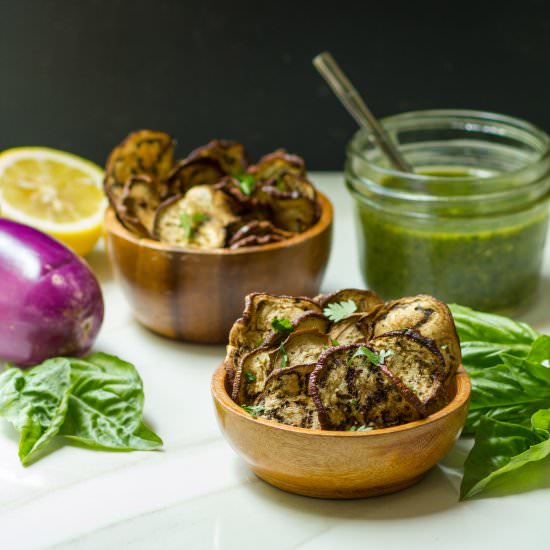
top-left (348, 346), bottom-right (393, 366)
top-left (180, 212), bottom-right (209, 239)
top-left (180, 213), bottom-right (193, 239)
top-left (236, 173), bottom-right (256, 196)
top-left (271, 317), bottom-right (293, 337)
top-left (323, 300), bottom-right (357, 322)
top-left (241, 404), bottom-right (265, 418)
top-left (331, 338), bottom-right (340, 347)
top-left (279, 343), bottom-right (289, 369)
top-left (244, 371), bottom-right (256, 383)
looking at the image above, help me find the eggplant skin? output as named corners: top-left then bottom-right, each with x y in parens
top-left (0, 220), bottom-right (104, 366)
top-left (309, 344), bottom-right (421, 430)
top-left (372, 295), bottom-right (461, 381)
top-left (254, 364), bottom-right (321, 429)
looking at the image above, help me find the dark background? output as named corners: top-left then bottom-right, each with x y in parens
top-left (1, 0), bottom-right (549, 169)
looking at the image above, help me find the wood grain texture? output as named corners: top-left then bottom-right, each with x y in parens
top-left (103, 193), bottom-right (332, 344)
top-left (211, 363), bottom-right (470, 499)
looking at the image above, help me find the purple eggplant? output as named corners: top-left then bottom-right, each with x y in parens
top-left (0, 219), bottom-right (104, 366)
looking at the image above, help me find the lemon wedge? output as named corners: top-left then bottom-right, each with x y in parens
top-left (0, 147), bottom-right (107, 255)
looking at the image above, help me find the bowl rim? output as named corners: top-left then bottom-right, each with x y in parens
top-left (103, 191), bottom-right (333, 255)
top-left (211, 362), bottom-right (471, 438)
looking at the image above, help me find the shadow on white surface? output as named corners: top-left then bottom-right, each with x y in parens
top-left (232, 456), bottom-right (461, 521)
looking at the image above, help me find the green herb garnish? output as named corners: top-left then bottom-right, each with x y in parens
top-left (271, 317), bottom-right (293, 337)
top-left (244, 371), bottom-right (256, 383)
top-left (331, 338), bottom-right (340, 347)
top-left (236, 173), bottom-right (256, 196)
top-left (180, 212), bottom-right (210, 239)
top-left (278, 343), bottom-right (289, 369)
top-left (241, 404), bottom-right (265, 418)
top-left (348, 346), bottom-right (392, 366)
top-left (0, 353), bottom-right (163, 465)
top-left (357, 425), bottom-right (373, 432)
top-left (449, 304), bottom-right (550, 500)
top-left (323, 300), bottom-right (357, 322)
top-left (276, 178), bottom-right (286, 191)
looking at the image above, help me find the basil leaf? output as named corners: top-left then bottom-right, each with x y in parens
top-left (0, 359), bottom-right (71, 465)
top-left (60, 353), bottom-right (162, 451)
top-left (465, 360), bottom-right (550, 434)
top-left (526, 335), bottom-right (550, 367)
top-left (450, 304), bottom-right (538, 369)
top-left (461, 413), bottom-right (550, 500)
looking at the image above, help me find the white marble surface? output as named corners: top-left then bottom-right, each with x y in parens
top-left (1, 173), bottom-right (550, 550)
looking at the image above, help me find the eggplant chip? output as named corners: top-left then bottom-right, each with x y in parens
top-left (260, 176), bottom-right (318, 232)
top-left (227, 293), bottom-right (321, 360)
top-left (372, 295), bottom-right (461, 381)
top-left (310, 344), bottom-right (421, 430)
top-left (316, 289), bottom-right (383, 314)
top-left (253, 364), bottom-right (321, 429)
top-left (186, 140), bottom-right (248, 176)
top-left (118, 175), bottom-right (160, 237)
top-left (228, 220), bottom-right (293, 247)
top-left (153, 185), bottom-right (238, 248)
top-left (167, 157), bottom-right (225, 196)
top-left (271, 329), bottom-right (331, 369)
top-left (328, 313), bottom-right (374, 345)
top-left (232, 345), bottom-right (277, 405)
top-left (249, 149), bottom-right (306, 182)
top-left (371, 330), bottom-right (447, 415)
top-left (105, 130), bottom-right (174, 199)
top-left (229, 233), bottom-right (287, 249)
top-left (292, 311), bottom-right (331, 334)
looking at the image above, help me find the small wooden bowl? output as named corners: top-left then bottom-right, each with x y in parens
top-left (211, 363), bottom-right (470, 499)
top-left (103, 193), bottom-right (332, 344)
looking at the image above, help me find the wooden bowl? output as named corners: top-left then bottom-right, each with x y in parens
top-left (103, 192), bottom-right (332, 344)
top-left (211, 363), bottom-right (470, 499)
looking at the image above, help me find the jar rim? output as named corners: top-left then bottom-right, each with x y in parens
top-left (346, 109), bottom-right (550, 214)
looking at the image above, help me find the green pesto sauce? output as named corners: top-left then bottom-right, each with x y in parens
top-left (355, 168), bottom-right (549, 313)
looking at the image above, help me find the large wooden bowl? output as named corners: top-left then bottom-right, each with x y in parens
top-left (211, 363), bottom-right (470, 499)
top-left (103, 192), bottom-right (332, 344)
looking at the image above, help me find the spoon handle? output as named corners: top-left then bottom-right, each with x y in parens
top-left (313, 51), bottom-right (413, 173)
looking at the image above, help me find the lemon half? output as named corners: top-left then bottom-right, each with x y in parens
top-left (0, 147), bottom-right (107, 255)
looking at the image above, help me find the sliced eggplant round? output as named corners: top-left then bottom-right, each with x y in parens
top-left (168, 157), bottom-right (225, 196)
top-left (232, 344), bottom-right (277, 405)
top-left (249, 149), bottom-right (306, 182)
top-left (316, 288), bottom-right (383, 313)
top-left (372, 295), bottom-right (461, 381)
top-left (118, 175), bottom-right (160, 237)
top-left (228, 220), bottom-right (293, 247)
top-left (252, 364), bottom-right (321, 429)
top-left (370, 330), bottom-right (447, 416)
top-left (153, 185), bottom-right (238, 248)
top-left (271, 329), bottom-right (331, 369)
top-left (186, 140), bottom-right (248, 176)
top-left (227, 293), bottom-right (321, 361)
top-left (104, 129), bottom-right (175, 200)
top-left (328, 313), bottom-right (375, 345)
top-left (292, 311), bottom-right (331, 334)
top-left (309, 344), bottom-right (421, 430)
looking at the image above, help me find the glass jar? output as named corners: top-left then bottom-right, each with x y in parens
top-left (345, 109), bottom-right (550, 314)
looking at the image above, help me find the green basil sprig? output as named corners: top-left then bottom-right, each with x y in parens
top-left (0, 353), bottom-right (162, 465)
top-left (450, 304), bottom-right (550, 500)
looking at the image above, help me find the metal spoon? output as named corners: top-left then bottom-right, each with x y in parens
top-left (313, 51), bottom-right (414, 173)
